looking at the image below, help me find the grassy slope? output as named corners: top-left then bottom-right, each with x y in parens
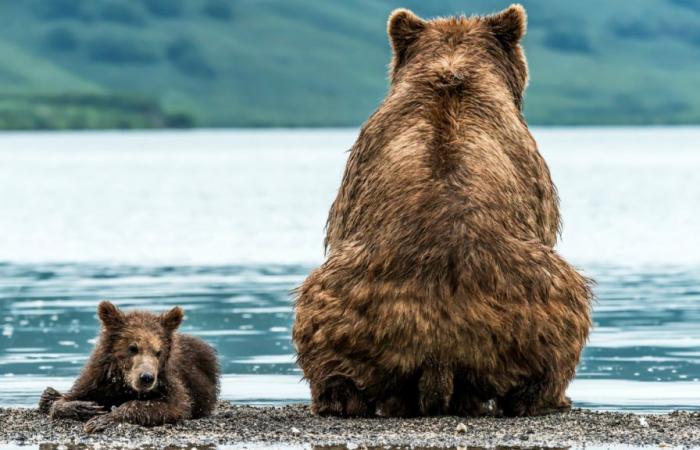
top-left (0, 0), bottom-right (697, 127)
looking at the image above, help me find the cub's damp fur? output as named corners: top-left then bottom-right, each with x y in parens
top-left (293, 5), bottom-right (593, 418)
top-left (39, 301), bottom-right (219, 432)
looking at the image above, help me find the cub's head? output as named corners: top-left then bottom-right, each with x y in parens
top-left (387, 4), bottom-right (529, 109)
top-left (97, 301), bottom-right (183, 393)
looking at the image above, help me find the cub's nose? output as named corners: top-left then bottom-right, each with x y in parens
top-left (139, 372), bottom-right (155, 385)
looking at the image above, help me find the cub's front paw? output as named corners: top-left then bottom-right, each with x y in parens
top-left (84, 413), bottom-right (114, 433)
top-left (38, 387), bottom-right (62, 414)
top-left (59, 401), bottom-right (106, 420)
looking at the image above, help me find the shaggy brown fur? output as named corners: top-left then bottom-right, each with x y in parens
top-left (293, 5), bottom-right (592, 418)
top-left (39, 301), bottom-right (219, 433)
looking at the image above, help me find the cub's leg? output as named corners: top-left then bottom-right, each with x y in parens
top-left (39, 387), bottom-right (106, 420)
top-left (84, 398), bottom-right (191, 433)
top-left (84, 379), bottom-right (192, 433)
top-left (38, 387), bottom-right (62, 415)
top-left (311, 376), bottom-right (373, 417)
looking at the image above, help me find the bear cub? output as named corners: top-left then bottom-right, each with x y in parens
top-left (39, 301), bottom-right (219, 433)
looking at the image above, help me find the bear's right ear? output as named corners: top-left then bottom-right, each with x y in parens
top-left (160, 306), bottom-right (184, 333)
top-left (388, 9), bottom-right (425, 72)
top-left (485, 4), bottom-right (527, 47)
top-left (98, 301), bottom-right (124, 330)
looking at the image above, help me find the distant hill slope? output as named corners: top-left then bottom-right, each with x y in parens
top-left (0, 0), bottom-right (698, 128)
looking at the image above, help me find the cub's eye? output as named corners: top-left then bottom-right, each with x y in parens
top-left (155, 350), bottom-right (162, 358)
top-left (128, 344), bottom-right (138, 354)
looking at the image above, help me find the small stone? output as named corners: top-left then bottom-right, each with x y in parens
top-left (291, 426), bottom-right (301, 435)
top-left (455, 422), bottom-right (468, 433)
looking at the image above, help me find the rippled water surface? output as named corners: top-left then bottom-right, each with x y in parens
top-left (0, 129), bottom-right (699, 411)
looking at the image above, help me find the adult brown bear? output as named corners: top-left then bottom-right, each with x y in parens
top-left (293, 4), bottom-right (593, 418)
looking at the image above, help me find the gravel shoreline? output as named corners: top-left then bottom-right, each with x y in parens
top-left (1, 402), bottom-right (699, 449)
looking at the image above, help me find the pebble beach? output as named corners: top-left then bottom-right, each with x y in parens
top-left (1, 403), bottom-right (699, 449)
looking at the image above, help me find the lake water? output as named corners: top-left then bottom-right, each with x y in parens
top-left (0, 128), bottom-right (699, 412)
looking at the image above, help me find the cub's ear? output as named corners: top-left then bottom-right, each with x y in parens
top-left (388, 9), bottom-right (425, 70)
top-left (98, 301), bottom-right (124, 330)
top-left (160, 306), bottom-right (184, 333)
top-left (485, 4), bottom-right (527, 47)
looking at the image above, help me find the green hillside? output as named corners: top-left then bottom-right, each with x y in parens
top-left (0, 0), bottom-right (698, 128)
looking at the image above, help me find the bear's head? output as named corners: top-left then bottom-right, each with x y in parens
top-left (97, 301), bottom-right (183, 393)
top-left (387, 4), bottom-right (529, 110)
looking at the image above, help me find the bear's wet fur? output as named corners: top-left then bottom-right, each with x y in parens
top-left (39, 301), bottom-right (219, 432)
top-left (293, 5), bottom-right (593, 418)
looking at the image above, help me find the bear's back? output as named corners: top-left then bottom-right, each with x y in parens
top-left (326, 93), bottom-right (558, 271)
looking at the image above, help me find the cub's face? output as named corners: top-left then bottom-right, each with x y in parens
top-left (387, 4), bottom-right (529, 110)
top-left (97, 301), bottom-right (183, 393)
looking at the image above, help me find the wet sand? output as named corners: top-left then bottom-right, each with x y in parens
top-left (1, 402), bottom-right (699, 449)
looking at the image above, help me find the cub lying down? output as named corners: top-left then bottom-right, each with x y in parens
top-left (39, 301), bottom-right (219, 433)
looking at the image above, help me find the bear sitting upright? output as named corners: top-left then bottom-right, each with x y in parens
top-left (293, 5), bottom-right (593, 417)
top-left (39, 301), bottom-right (219, 432)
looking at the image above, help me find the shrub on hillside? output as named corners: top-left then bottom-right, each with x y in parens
top-left (98, 1), bottom-right (147, 26)
top-left (0, 93), bottom-right (190, 130)
top-left (543, 29), bottom-right (593, 54)
top-left (140, 0), bottom-right (183, 18)
top-left (166, 37), bottom-right (216, 79)
top-left (165, 112), bottom-right (196, 128)
top-left (671, 26), bottom-right (700, 47)
top-left (611, 19), bottom-right (659, 40)
top-left (86, 35), bottom-right (158, 64)
top-left (202, 0), bottom-right (233, 20)
top-left (669, 0), bottom-right (700, 13)
top-left (43, 27), bottom-right (79, 52)
top-left (32, 0), bottom-right (90, 21)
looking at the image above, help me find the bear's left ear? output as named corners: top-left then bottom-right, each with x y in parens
top-left (485, 4), bottom-right (527, 47)
top-left (98, 301), bottom-right (124, 330)
top-left (388, 9), bottom-right (425, 71)
top-left (160, 306), bottom-right (184, 333)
